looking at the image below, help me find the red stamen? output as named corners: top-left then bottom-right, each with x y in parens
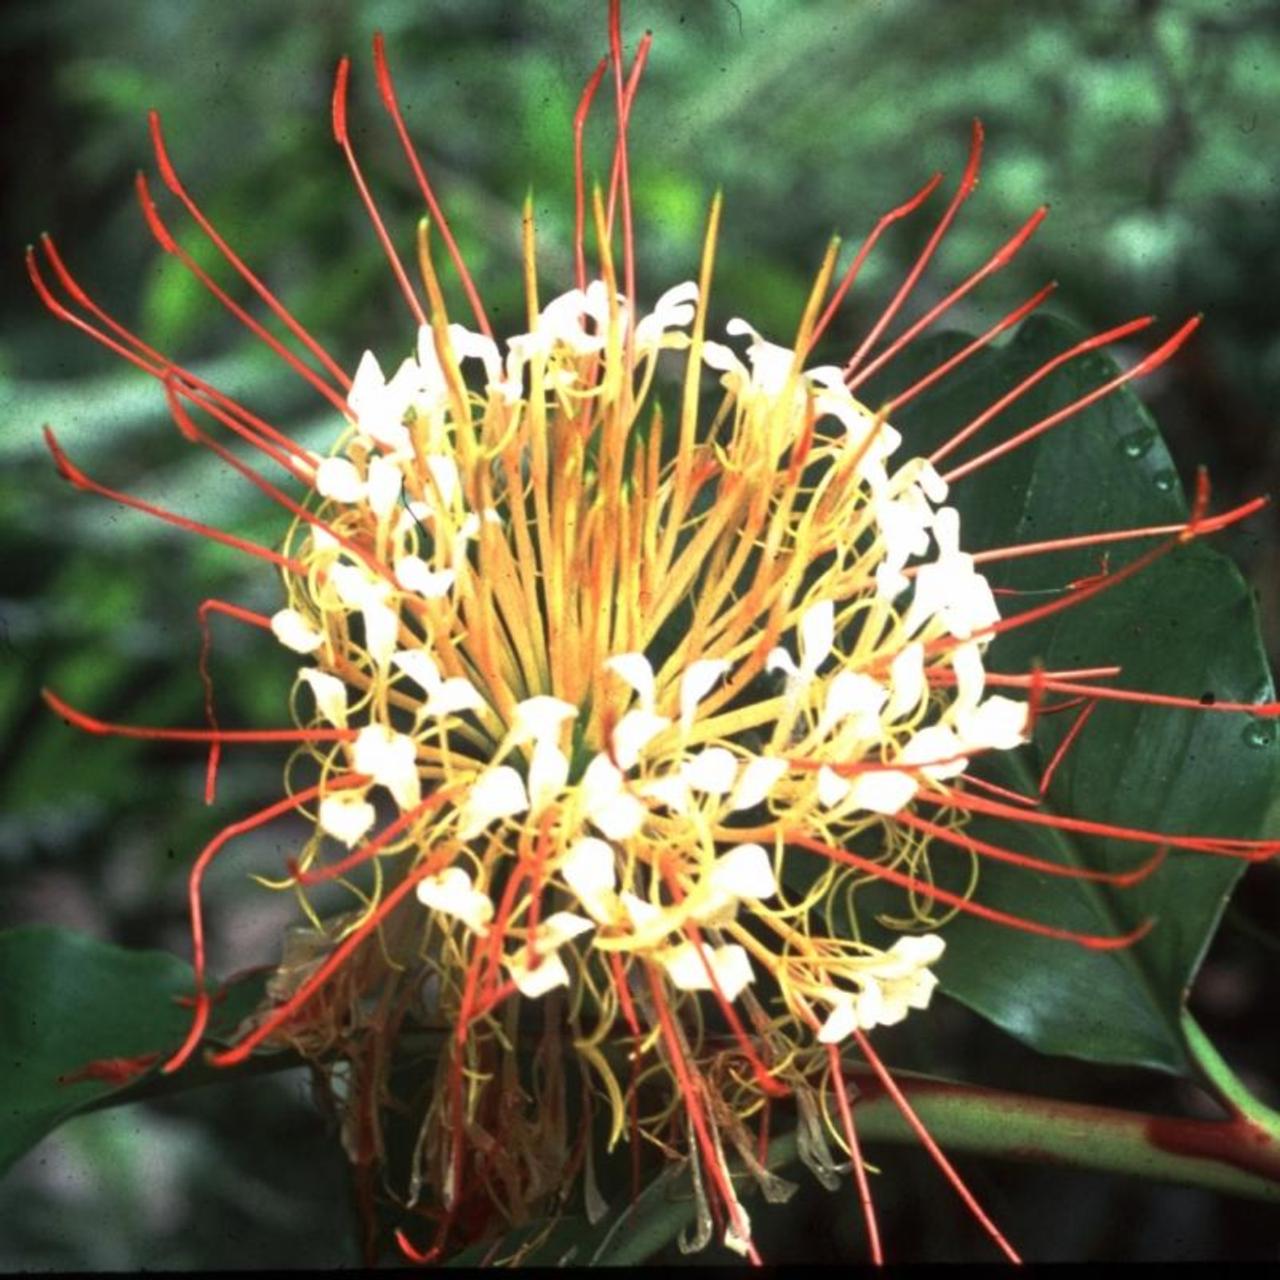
top-left (894, 808), bottom-right (1168, 888)
top-left (880, 282), bottom-right (1057, 416)
top-left (809, 172), bottom-right (943, 354)
top-left (161, 778), bottom-right (360, 1074)
top-left (331, 56), bottom-right (428, 327)
top-left (573, 56), bottom-right (610, 291)
top-left (39, 236), bottom-right (316, 470)
top-left (853, 1028), bottom-right (1020, 1263)
top-left (918, 787), bottom-right (1279, 860)
top-left (1039, 699), bottom-right (1096, 797)
top-left (979, 670), bottom-right (1279, 719)
top-left (607, 2), bottom-right (645, 311)
top-left (42, 426), bottom-right (305, 574)
top-left (371, 32), bottom-right (493, 338)
top-left (844, 120), bottom-right (984, 380)
top-left (847, 205), bottom-right (1049, 392)
top-left (394, 1227), bottom-right (440, 1266)
top-left (826, 1044), bottom-right (883, 1266)
top-left (58, 1052), bottom-right (161, 1087)
top-left (148, 111), bottom-right (350, 389)
top-left (940, 317), bottom-right (1200, 482)
top-left (787, 832), bottom-right (1154, 949)
top-left (196, 599), bottom-right (273, 805)
top-left (135, 174), bottom-right (351, 415)
top-left (43, 687), bottom-right (352, 746)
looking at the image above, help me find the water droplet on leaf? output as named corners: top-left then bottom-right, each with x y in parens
top-left (1118, 427), bottom-right (1156, 460)
top-left (1242, 718), bottom-right (1275, 749)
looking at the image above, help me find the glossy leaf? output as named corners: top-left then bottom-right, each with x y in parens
top-left (865, 314), bottom-right (1277, 1073)
top-left (0, 925), bottom-right (268, 1176)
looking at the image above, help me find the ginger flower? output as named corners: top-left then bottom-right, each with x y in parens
top-left (30, 1), bottom-right (1280, 1266)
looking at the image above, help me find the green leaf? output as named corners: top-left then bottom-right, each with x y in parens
top-left (869, 314), bottom-right (1278, 1073)
top-left (0, 925), bottom-right (269, 1176)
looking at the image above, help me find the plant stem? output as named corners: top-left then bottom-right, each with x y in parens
top-left (1181, 1009), bottom-right (1280, 1143)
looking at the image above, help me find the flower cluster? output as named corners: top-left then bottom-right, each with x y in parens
top-left (31, 2), bottom-right (1280, 1266)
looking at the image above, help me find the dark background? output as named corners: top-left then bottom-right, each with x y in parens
top-left (0, 0), bottom-right (1277, 1265)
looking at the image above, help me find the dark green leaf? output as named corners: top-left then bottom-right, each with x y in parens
top-left (866, 314), bottom-right (1277, 1073)
top-left (0, 925), bottom-right (272, 1176)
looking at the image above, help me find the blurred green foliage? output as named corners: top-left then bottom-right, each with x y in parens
top-left (1, 0), bottom-right (1278, 1265)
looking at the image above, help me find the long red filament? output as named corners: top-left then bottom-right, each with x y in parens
top-left (853, 1028), bottom-right (1021, 1264)
top-left (331, 57), bottom-right (428, 327)
top-left (196, 599), bottom-right (273, 805)
top-left (826, 1044), bottom-right (883, 1265)
top-left (135, 174), bottom-right (351, 415)
top-left (844, 120), bottom-right (984, 380)
top-left (43, 687), bottom-right (352, 745)
top-left (786, 832), bottom-right (1154, 949)
top-left (608, 0), bottom-right (638, 312)
top-left (37, 236), bottom-right (316, 472)
top-left (942, 318), bottom-right (1201, 482)
top-left (809, 172), bottom-right (943, 354)
top-left (161, 778), bottom-right (360, 1074)
top-left (573, 56), bottom-right (610, 291)
top-left (880, 282), bottom-right (1058, 416)
top-left (848, 205), bottom-right (1049, 392)
top-left (148, 111), bottom-right (350, 389)
top-left (371, 32), bottom-right (493, 338)
top-left (42, 426), bottom-right (305, 574)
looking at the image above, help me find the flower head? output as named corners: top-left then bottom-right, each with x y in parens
top-left (31, 1), bottom-right (1280, 1265)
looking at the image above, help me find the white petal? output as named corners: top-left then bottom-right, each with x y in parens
top-left (729, 756), bottom-right (788, 811)
top-left (818, 670), bottom-right (887, 737)
top-left (661, 942), bottom-right (754, 1002)
top-left (271, 608), bottom-right (323, 653)
top-left (366, 455), bottom-right (404, 520)
top-left (298, 668), bottom-right (349, 727)
top-left (362, 601), bottom-right (401, 668)
top-left (318, 792), bottom-right (376, 847)
top-left (583, 754), bottom-right (647, 840)
top-left (510, 695), bottom-right (579, 746)
top-left (765, 646), bottom-right (799, 679)
top-left (392, 648), bottom-right (442, 694)
top-left (426, 678), bottom-right (485, 719)
top-left (620, 890), bottom-right (663, 933)
top-left (799, 600), bottom-right (835, 677)
top-left (612, 709), bottom-right (671, 771)
top-left (352, 724), bottom-right (421, 810)
top-left (817, 995), bottom-right (858, 1045)
top-left (816, 765), bottom-right (853, 809)
top-left (536, 910), bottom-right (596, 950)
top-left (679, 659), bottom-right (730, 732)
top-left (950, 641), bottom-right (986, 712)
top-left (426, 454), bottom-right (461, 508)
top-left (604, 652), bottom-right (657, 711)
top-left (888, 933), bottom-right (946, 968)
top-left (899, 724), bottom-right (968, 781)
top-left (506, 950), bottom-right (570, 999)
top-left (956, 695), bottom-right (1029, 751)
top-left (710, 843), bottom-right (777, 901)
top-left (681, 746), bottom-right (738, 795)
top-left (315, 456), bottom-right (365, 503)
top-left (458, 766), bottom-right (528, 840)
top-left (885, 642), bottom-right (926, 720)
top-left (527, 740), bottom-right (569, 811)
top-left (416, 866), bottom-right (493, 936)
top-left (847, 768), bottom-right (918, 815)
top-left (636, 773), bottom-right (690, 814)
top-left (560, 837), bottom-right (619, 924)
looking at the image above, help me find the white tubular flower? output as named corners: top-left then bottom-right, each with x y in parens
top-left (318, 792), bottom-right (377, 848)
top-left (679, 658), bottom-right (730, 733)
top-left (298, 668), bottom-right (349, 727)
top-left (956, 695), bottom-right (1030, 752)
top-left (416, 866), bottom-right (494, 937)
top-left (503, 911), bottom-right (595, 999)
top-left (768, 599), bottom-right (835, 687)
top-left (352, 724), bottom-right (421, 811)
top-left (581, 753), bottom-right (647, 840)
top-left (847, 768), bottom-right (919, 816)
top-left (899, 724), bottom-right (969, 782)
top-left (710, 843), bottom-right (778, 901)
top-left (729, 756), bottom-right (788, 812)
top-left (612, 708), bottom-right (671, 771)
top-left (681, 746), bottom-right (738, 796)
top-left (271, 608), bottom-right (324, 654)
top-left (817, 670), bottom-right (887, 739)
top-left (661, 941), bottom-right (755, 1002)
top-left (394, 555), bottom-right (456, 600)
top-left (527, 739), bottom-right (570, 812)
top-left (391, 650), bottom-right (483, 720)
top-left (559, 837), bottom-right (620, 925)
top-left (362, 600), bottom-right (401, 669)
top-left (347, 350), bottom-right (414, 452)
top-left (365, 455), bottom-right (404, 520)
top-left (634, 280), bottom-right (699, 351)
top-left (509, 695), bottom-right (578, 747)
top-left (605, 652), bottom-right (658, 710)
top-left (885, 642), bottom-right (927, 720)
top-left (457, 766), bottom-right (528, 841)
top-left (315, 456), bottom-right (365, 504)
